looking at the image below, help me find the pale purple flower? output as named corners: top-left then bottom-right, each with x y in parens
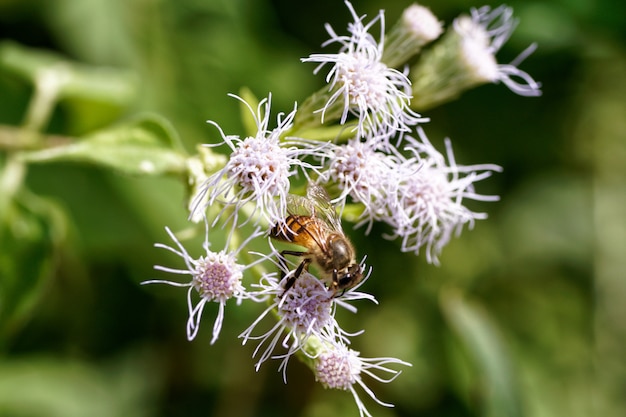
top-left (388, 127), bottom-right (502, 264)
top-left (314, 342), bottom-right (411, 417)
top-left (302, 1), bottom-right (427, 143)
top-left (190, 93), bottom-right (329, 227)
top-left (240, 259), bottom-right (375, 381)
top-left (319, 138), bottom-right (399, 232)
top-left (317, 127), bottom-right (500, 263)
top-left (142, 223), bottom-right (263, 344)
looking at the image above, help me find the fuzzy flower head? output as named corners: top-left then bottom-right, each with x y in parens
top-left (302, 1), bottom-right (427, 143)
top-left (401, 4), bottom-right (443, 44)
top-left (410, 5), bottom-right (541, 111)
top-left (142, 224), bottom-right (262, 344)
top-left (279, 273), bottom-right (335, 337)
top-left (240, 272), bottom-right (342, 376)
top-left (320, 138), bottom-right (399, 231)
top-left (388, 127), bottom-right (502, 264)
top-left (456, 5), bottom-right (542, 95)
top-left (315, 344), bottom-right (362, 391)
top-left (190, 94), bottom-right (328, 227)
top-left (314, 342), bottom-right (411, 417)
top-left (240, 251), bottom-right (375, 380)
top-left (192, 251), bottom-right (242, 302)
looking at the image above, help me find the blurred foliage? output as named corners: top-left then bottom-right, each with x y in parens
top-left (0, 0), bottom-right (624, 416)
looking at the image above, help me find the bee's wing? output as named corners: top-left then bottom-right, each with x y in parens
top-left (286, 193), bottom-right (315, 216)
top-left (306, 182), bottom-right (343, 232)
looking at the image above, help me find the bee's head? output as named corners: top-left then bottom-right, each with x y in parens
top-left (333, 263), bottom-right (364, 295)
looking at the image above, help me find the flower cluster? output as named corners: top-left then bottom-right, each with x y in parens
top-left (143, 2), bottom-right (540, 415)
top-left (320, 126), bottom-right (502, 264)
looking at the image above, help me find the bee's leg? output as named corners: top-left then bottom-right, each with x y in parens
top-left (283, 258), bottom-right (310, 293)
top-left (277, 250), bottom-right (308, 296)
top-left (329, 270), bottom-right (347, 297)
top-left (277, 250), bottom-right (307, 279)
top-left (329, 269), bottom-right (339, 296)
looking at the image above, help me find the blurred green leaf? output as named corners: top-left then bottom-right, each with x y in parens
top-left (47, 0), bottom-right (136, 65)
top-left (500, 174), bottom-right (592, 267)
top-left (0, 41), bottom-right (137, 133)
top-left (0, 350), bottom-right (160, 417)
top-left (514, 3), bottom-right (581, 51)
top-left (18, 114), bottom-right (188, 176)
top-left (0, 41), bottom-right (136, 106)
top-left (0, 188), bottom-right (66, 342)
top-left (0, 41), bottom-right (60, 81)
top-left (441, 289), bottom-right (523, 417)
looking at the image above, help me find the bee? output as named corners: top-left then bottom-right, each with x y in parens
top-left (270, 182), bottom-right (363, 296)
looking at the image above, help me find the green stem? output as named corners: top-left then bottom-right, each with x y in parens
top-left (22, 68), bottom-right (65, 134)
top-left (0, 155), bottom-right (27, 239)
top-left (0, 125), bottom-right (74, 151)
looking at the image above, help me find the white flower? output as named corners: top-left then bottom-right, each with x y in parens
top-left (190, 93), bottom-right (328, 227)
top-left (302, 1), bottom-right (427, 143)
top-left (388, 127), bottom-right (502, 264)
top-left (456, 5), bottom-right (542, 96)
top-left (313, 342), bottom-right (411, 417)
top-left (142, 223), bottom-right (263, 344)
top-left (240, 265), bottom-right (375, 381)
top-left (409, 5), bottom-right (541, 110)
top-left (382, 3), bottom-right (443, 68)
top-left (401, 4), bottom-right (443, 43)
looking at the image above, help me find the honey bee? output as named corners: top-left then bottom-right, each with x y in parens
top-left (270, 182), bottom-right (363, 295)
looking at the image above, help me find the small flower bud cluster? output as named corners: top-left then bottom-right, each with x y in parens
top-left (143, 2), bottom-right (542, 415)
top-left (410, 5), bottom-right (542, 110)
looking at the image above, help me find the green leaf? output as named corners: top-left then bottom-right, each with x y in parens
top-left (0, 189), bottom-right (66, 343)
top-left (0, 41), bottom-right (137, 106)
top-left (441, 289), bottom-right (524, 417)
top-left (18, 114), bottom-right (188, 176)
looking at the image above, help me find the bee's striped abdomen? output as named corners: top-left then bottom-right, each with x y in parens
top-left (272, 215), bottom-right (307, 240)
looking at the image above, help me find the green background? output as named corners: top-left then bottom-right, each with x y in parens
top-left (1, 0), bottom-right (624, 416)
